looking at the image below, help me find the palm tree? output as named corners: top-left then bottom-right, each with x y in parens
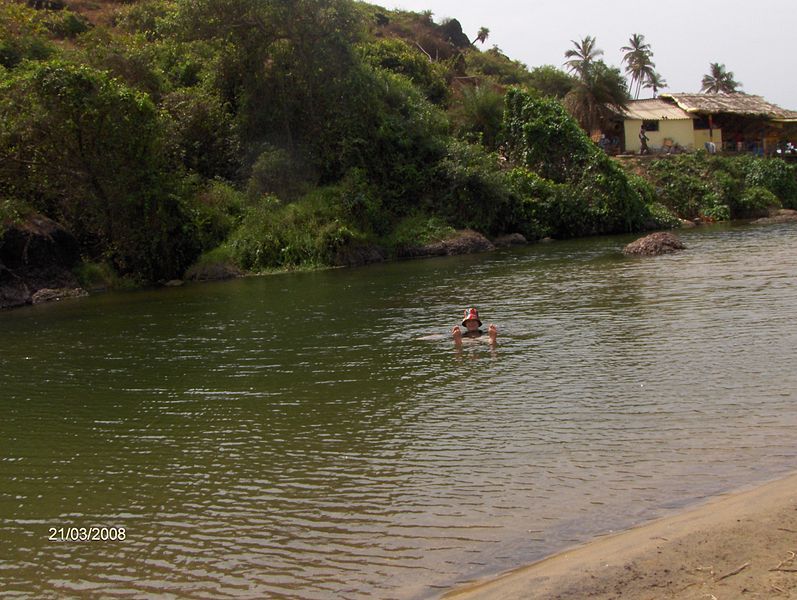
top-left (563, 61), bottom-right (629, 133)
top-left (701, 63), bottom-right (741, 93)
top-left (472, 27), bottom-right (490, 45)
top-left (621, 34), bottom-right (655, 99)
top-left (644, 71), bottom-right (667, 97)
top-left (564, 35), bottom-right (603, 80)
top-left (563, 37), bottom-right (626, 133)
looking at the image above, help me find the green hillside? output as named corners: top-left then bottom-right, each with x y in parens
top-left (1, 0), bottom-right (792, 287)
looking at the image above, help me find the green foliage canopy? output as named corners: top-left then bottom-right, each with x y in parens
top-left (0, 60), bottom-right (200, 279)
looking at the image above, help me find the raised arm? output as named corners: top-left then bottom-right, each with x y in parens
top-left (452, 325), bottom-right (463, 346)
top-left (488, 324), bottom-right (497, 345)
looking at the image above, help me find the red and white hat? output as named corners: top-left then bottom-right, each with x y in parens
top-left (461, 308), bottom-right (482, 327)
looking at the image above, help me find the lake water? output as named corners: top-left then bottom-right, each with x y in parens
top-left (2, 223), bottom-right (797, 599)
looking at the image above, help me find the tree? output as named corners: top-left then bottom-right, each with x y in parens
top-left (0, 61), bottom-right (200, 279)
top-left (564, 35), bottom-right (603, 80)
top-left (644, 70), bottom-right (667, 97)
top-left (358, 38), bottom-right (449, 104)
top-left (465, 46), bottom-right (532, 86)
top-left (503, 89), bottom-right (649, 236)
top-left (620, 33), bottom-right (655, 99)
top-left (472, 26), bottom-right (489, 45)
top-left (701, 63), bottom-right (741, 93)
top-left (563, 37), bottom-right (628, 132)
top-left (527, 65), bottom-right (577, 99)
top-left (563, 61), bottom-right (628, 133)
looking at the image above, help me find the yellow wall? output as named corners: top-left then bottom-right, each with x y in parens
top-left (693, 128), bottom-right (723, 151)
top-left (624, 119), bottom-right (697, 153)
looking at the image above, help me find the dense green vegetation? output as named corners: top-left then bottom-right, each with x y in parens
top-left (641, 153), bottom-right (797, 221)
top-left (0, 0), bottom-right (795, 285)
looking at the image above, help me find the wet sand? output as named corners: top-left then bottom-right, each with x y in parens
top-left (445, 472), bottom-right (797, 600)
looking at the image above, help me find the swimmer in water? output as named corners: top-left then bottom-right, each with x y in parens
top-left (452, 308), bottom-right (497, 346)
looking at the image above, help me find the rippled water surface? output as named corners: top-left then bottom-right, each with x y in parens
top-left (2, 224), bottom-right (797, 599)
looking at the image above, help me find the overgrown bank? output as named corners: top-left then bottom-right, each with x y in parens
top-left (1, 1), bottom-right (796, 308)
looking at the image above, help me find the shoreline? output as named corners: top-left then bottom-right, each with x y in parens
top-left (5, 215), bottom-right (794, 312)
top-left (444, 471), bottom-right (797, 599)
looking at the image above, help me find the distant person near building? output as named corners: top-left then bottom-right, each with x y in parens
top-left (639, 126), bottom-right (650, 155)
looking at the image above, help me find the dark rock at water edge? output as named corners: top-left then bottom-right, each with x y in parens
top-left (332, 243), bottom-right (387, 267)
top-left (184, 261), bottom-right (244, 282)
top-left (493, 233), bottom-right (528, 248)
top-left (624, 232), bottom-right (686, 256)
top-left (752, 209), bottom-right (797, 226)
top-left (0, 266), bottom-right (31, 309)
top-left (398, 230), bottom-right (495, 259)
top-left (0, 215), bottom-right (85, 309)
top-left (1, 215), bottom-right (79, 271)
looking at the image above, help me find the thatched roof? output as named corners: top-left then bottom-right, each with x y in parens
top-left (660, 93), bottom-right (797, 121)
top-left (620, 98), bottom-right (693, 121)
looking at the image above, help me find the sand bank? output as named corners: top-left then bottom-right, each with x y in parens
top-left (445, 472), bottom-right (797, 599)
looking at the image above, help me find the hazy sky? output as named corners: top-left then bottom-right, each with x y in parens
top-left (381, 0), bottom-right (796, 109)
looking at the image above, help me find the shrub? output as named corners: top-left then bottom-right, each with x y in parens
top-left (334, 65), bottom-right (449, 211)
top-left (619, 173), bottom-right (678, 229)
top-left (504, 88), bottom-right (590, 183)
top-left (226, 190), bottom-right (369, 271)
top-left (739, 186), bottom-right (780, 217)
top-left (357, 38), bottom-right (449, 104)
top-left (449, 84), bottom-right (505, 149)
top-left (161, 87), bottom-right (242, 180)
top-left (744, 158), bottom-right (797, 209)
top-left (75, 29), bottom-right (167, 98)
top-left (44, 11), bottom-right (91, 39)
top-left (73, 261), bottom-right (135, 290)
top-left (432, 141), bottom-right (525, 236)
top-left (333, 169), bottom-right (386, 235)
top-left (646, 202), bottom-right (681, 229)
top-left (0, 2), bottom-right (56, 68)
top-left (465, 47), bottom-right (532, 86)
top-left (647, 154), bottom-right (796, 219)
top-left (648, 153), bottom-right (713, 218)
top-left (118, 0), bottom-right (180, 41)
top-left (189, 180), bottom-right (246, 250)
top-left (504, 89), bottom-right (648, 236)
top-left (387, 213), bottom-right (455, 251)
top-left (0, 34), bottom-right (54, 70)
top-left (509, 169), bottom-right (575, 238)
top-left (0, 60), bottom-right (200, 280)
top-left (0, 197), bottom-right (31, 228)
top-left (526, 65), bottom-right (576, 99)
top-left (711, 169), bottom-right (744, 216)
top-left (700, 203), bottom-right (731, 221)
top-left (246, 146), bottom-right (313, 203)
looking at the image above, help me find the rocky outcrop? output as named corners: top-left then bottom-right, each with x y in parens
top-left (398, 229), bottom-right (495, 259)
top-left (332, 243), bottom-right (386, 267)
top-left (0, 215), bottom-right (85, 309)
top-left (623, 232), bottom-right (686, 256)
top-left (31, 287), bottom-right (89, 304)
top-left (752, 209), bottom-right (797, 226)
top-left (184, 261), bottom-right (244, 282)
top-left (493, 233), bottom-right (528, 248)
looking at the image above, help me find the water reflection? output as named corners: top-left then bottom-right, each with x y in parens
top-left (1, 224), bottom-right (797, 598)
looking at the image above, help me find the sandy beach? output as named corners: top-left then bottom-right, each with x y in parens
top-left (445, 472), bottom-right (797, 600)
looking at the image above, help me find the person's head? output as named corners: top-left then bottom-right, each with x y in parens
top-left (461, 307), bottom-right (482, 331)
